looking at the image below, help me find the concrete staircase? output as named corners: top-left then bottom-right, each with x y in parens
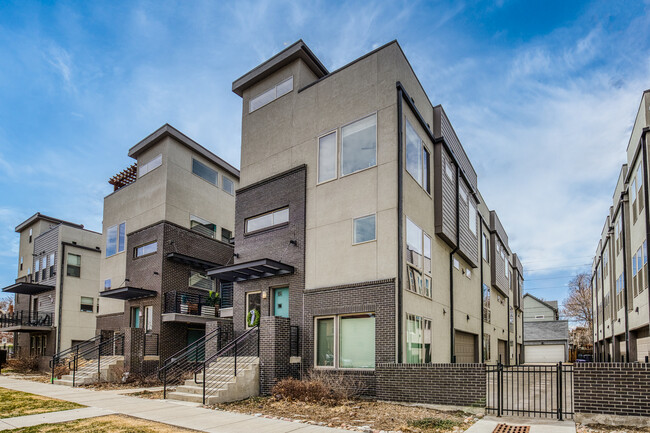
top-left (167, 356), bottom-right (259, 404)
top-left (54, 356), bottom-right (124, 386)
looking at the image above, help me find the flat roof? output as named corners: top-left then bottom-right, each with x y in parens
top-left (128, 124), bottom-right (240, 178)
top-left (2, 282), bottom-right (55, 296)
top-left (15, 212), bottom-right (84, 233)
top-left (208, 258), bottom-right (294, 282)
top-left (232, 40), bottom-right (328, 97)
top-left (99, 287), bottom-right (157, 301)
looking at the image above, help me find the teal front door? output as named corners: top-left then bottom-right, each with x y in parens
top-left (187, 328), bottom-right (204, 362)
top-left (273, 287), bottom-right (289, 318)
top-left (131, 307), bottom-right (140, 328)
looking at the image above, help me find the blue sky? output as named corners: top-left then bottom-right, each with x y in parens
top-left (1, 0), bottom-right (649, 316)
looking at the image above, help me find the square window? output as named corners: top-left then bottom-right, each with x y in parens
top-left (353, 215), bottom-right (376, 244)
top-left (80, 296), bottom-right (94, 313)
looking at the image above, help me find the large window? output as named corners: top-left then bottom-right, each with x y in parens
top-left (245, 207), bottom-right (289, 234)
top-left (106, 222), bottom-right (126, 257)
top-left (249, 76), bottom-right (293, 113)
top-left (222, 176), bottom-right (234, 195)
top-left (406, 314), bottom-right (431, 363)
top-left (80, 296), bottom-right (94, 313)
top-left (67, 253), bottom-right (80, 277)
top-left (341, 114), bottom-right (376, 176)
top-left (405, 119), bottom-right (431, 193)
top-left (318, 131), bottom-right (337, 183)
top-left (138, 154), bottom-right (162, 177)
top-left (192, 158), bottom-right (218, 186)
top-left (191, 215), bottom-right (217, 238)
top-left (353, 214), bottom-right (376, 244)
top-left (315, 314), bottom-right (375, 369)
top-left (135, 241), bottom-right (158, 258)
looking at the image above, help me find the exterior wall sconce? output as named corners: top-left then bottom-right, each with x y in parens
top-left (262, 291), bottom-right (267, 299)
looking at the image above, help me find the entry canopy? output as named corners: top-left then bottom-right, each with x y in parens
top-left (99, 286), bottom-right (157, 300)
top-left (2, 282), bottom-right (54, 296)
top-left (166, 252), bottom-right (221, 270)
top-left (207, 258), bottom-right (294, 282)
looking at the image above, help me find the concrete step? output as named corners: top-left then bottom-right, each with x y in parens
top-left (166, 391), bottom-right (205, 403)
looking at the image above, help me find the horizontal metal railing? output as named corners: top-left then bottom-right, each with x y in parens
top-left (0, 311), bottom-right (53, 328)
top-left (68, 332), bottom-right (125, 387)
top-left (158, 326), bottom-right (233, 398)
top-left (163, 291), bottom-right (219, 317)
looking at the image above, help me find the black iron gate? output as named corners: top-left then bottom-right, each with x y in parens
top-left (486, 363), bottom-right (574, 420)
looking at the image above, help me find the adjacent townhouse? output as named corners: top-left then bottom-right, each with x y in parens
top-left (522, 293), bottom-right (569, 362)
top-left (93, 124), bottom-right (239, 375)
top-left (204, 39), bottom-right (523, 394)
top-left (0, 213), bottom-right (102, 368)
top-left (592, 90), bottom-right (650, 363)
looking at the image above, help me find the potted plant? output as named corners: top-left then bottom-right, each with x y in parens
top-left (201, 291), bottom-right (219, 317)
top-left (180, 294), bottom-right (189, 314)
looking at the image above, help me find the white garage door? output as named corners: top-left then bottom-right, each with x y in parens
top-left (525, 344), bottom-right (565, 363)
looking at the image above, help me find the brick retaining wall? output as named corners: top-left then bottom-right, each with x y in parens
top-left (574, 363), bottom-right (650, 417)
top-left (376, 363), bottom-right (486, 407)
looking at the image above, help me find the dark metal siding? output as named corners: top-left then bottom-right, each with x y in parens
top-left (433, 106), bottom-right (477, 190)
top-left (434, 145), bottom-right (457, 247)
top-left (32, 226), bottom-right (58, 314)
top-left (457, 178), bottom-right (479, 268)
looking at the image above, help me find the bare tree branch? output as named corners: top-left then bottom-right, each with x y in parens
top-left (561, 272), bottom-right (593, 340)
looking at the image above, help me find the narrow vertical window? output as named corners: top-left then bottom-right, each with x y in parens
top-left (316, 317), bottom-right (334, 367)
top-left (423, 147), bottom-right (431, 193)
top-left (222, 176), bottom-right (235, 195)
top-left (405, 120), bottom-right (422, 184)
top-left (469, 200), bottom-right (477, 236)
top-left (318, 131), bottom-right (337, 183)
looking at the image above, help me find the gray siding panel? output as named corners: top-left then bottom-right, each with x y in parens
top-left (457, 179), bottom-right (479, 268)
top-left (32, 226), bottom-right (59, 315)
top-left (433, 106), bottom-right (477, 191)
top-left (434, 146), bottom-right (457, 248)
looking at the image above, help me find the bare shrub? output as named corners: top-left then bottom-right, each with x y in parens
top-left (271, 377), bottom-right (334, 404)
top-left (53, 363), bottom-right (70, 378)
top-left (308, 369), bottom-right (368, 400)
top-left (7, 356), bottom-right (40, 373)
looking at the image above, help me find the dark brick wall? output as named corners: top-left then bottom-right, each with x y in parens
top-left (376, 363), bottom-right (486, 407)
top-left (259, 316), bottom-right (291, 395)
top-left (233, 166), bottom-right (306, 336)
top-left (96, 313), bottom-right (124, 332)
top-left (205, 319), bottom-right (234, 360)
top-left (574, 363), bottom-right (650, 417)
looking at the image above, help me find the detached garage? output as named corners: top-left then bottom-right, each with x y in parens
top-left (523, 320), bottom-right (569, 363)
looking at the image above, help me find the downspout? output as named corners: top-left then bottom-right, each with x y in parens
top-left (591, 274), bottom-right (597, 361)
top-left (600, 251), bottom-right (605, 361)
top-left (478, 213), bottom-right (485, 364)
top-left (514, 289), bottom-right (518, 365)
top-left (450, 164), bottom-right (460, 363)
top-left (620, 197), bottom-right (631, 360)
top-left (396, 84), bottom-right (404, 363)
top-left (507, 296), bottom-right (511, 365)
top-left (641, 129), bottom-right (650, 337)
top-left (57, 244), bottom-right (65, 353)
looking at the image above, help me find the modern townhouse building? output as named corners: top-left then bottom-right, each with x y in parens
top-left (205, 39), bottom-right (523, 393)
top-left (94, 124), bottom-right (239, 375)
top-left (0, 213), bottom-right (102, 368)
top-left (592, 89), bottom-right (650, 363)
top-left (522, 294), bottom-right (569, 362)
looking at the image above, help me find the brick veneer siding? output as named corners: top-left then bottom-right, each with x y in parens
top-left (233, 166), bottom-right (306, 337)
top-left (574, 363), bottom-right (650, 417)
top-left (259, 316), bottom-right (291, 395)
top-left (376, 363), bottom-right (486, 407)
top-left (96, 313), bottom-right (124, 332)
top-left (205, 319), bottom-right (234, 360)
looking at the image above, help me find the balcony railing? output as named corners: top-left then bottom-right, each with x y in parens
top-left (163, 291), bottom-right (219, 317)
top-left (0, 311), bottom-right (53, 328)
top-left (220, 282), bottom-right (233, 309)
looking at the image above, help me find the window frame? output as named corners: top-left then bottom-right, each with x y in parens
top-left (339, 112), bottom-right (378, 178)
top-left (245, 207), bottom-right (290, 235)
top-left (249, 76), bottom-right (294, 113)
top-left (317, 130), bottom-right (338, 185)
top-left (352, 214), bottom-right (376, 245)
top-left (192, 158), bottom-right (219, 186)
top-left (313, 312), bottom-right (376, 370)
top-left (222, 176), bottom-right (235, 195)
top-left (134, 241), bottom-right (158, 258)
top-left (245, 291), bottom-right (262, 329)
top-left (66, 253), bottom-right (81, 278)
top-left (190, 215), bottom-right (217, 239)
top-left (406, 313), bottom-right (432, 364)
top-left (106, 222), bottom-right (126, 257)
top-left (138, 153), bottom-right (162, 178)
top-left (221, 228), bottom-right (232, 243)
top-left (80, 296), bottom-right (94, 313)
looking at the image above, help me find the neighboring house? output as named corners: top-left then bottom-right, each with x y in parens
top-left (0, 213), bottom-right (102, 368)
top-left (592, 90), bottom-right (650, 363)
top-left (523, 320), bottom-right (569, 363)
top-left (522, 294), bottom-right (568, 363)
top-left (208, 39), bottom-right (524, 384)
top-left (523, 293), bottom-right (559, 321)
top-left (95, 124), bottom-right (239, 374)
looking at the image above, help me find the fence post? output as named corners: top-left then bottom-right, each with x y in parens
top-left (497, 361), bottom-right (502, 417)
top-left (202, 361), bottom-right (206, 405)
top-left (163, 367), bottom-right (167, 399)
top-left (557, 362), bottom-right (563, 421)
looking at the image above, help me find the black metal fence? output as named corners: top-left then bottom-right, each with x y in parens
top-left (290, 325), bottom-right (300, 357)
top-left (163, 291), bottom-right (218, 317)
top-left (486, 363), bottom-right (574, 420)
top-left (220, 282), bottom-right (233, 308)
top-left (0, 311), bottom-right (53, 328)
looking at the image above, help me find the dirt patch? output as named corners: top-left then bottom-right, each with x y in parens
top-left (213, 397), bottom-right (479, 432)
top-left (7, 414), bottom-right (199, 432)
top-left (0, 386), bottom-right (84, 418)
top-left (5, 372), bottom-right (52, 384)
top-left (128, 390), bottom-right (166, 400)
top-left (577, 424), bottom-right (650, 433)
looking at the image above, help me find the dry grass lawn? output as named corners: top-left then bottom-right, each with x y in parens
top-left (577, 424), bottom-right (650, 433)
top-left (0, 387), bottom-right (83, 418)
top-left (214, 397), bottom-right (478, 432)
top-left (7, 414), bottom-right (200, 432)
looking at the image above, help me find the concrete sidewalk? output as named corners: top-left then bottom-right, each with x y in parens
top-left (464, 415), bottom-right (576, 433)
top-left (0, 376), bottom-right (337, 432)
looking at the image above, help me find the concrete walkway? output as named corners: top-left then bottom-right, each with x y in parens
top-left (465, 415), bottom-right (576, 433)
top-left (0, 376), bottom-right (337, 432)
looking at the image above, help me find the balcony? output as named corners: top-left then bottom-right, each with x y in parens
top-left (162, 291), bottom-right (222, 325)
top-left (0, 311), bottom-right (54, 332)
top-left (108, 163), bottom-right (137, 192)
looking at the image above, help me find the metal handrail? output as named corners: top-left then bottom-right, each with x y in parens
top-left (50, 334), bottom-right (103, 383)
top-left (67, 332), bottom-right (124, 387)
top-left (194, 326), bottom-right (259, 404)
